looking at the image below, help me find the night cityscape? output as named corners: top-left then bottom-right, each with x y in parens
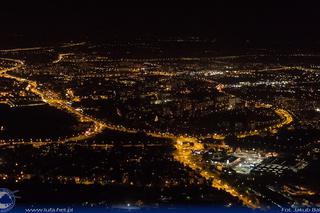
top-left (0, 4), bottom-right (320, 213)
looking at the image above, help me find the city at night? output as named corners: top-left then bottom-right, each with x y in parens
top-left (0, 4), bottom-right (320, 213)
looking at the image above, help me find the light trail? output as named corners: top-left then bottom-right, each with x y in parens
top-left (0, 42), bottom-right (86, 53)
top-left (60, 42), bottom-right (86, 48)
top-left (173, 136), bottom-right (259, 208)
top-left (200, 80), bottom-right (294, 140)
top-left (0, 58), bottom-right (24, 73)
top-left (0, 47), bottom-right (50, 53)
top-left (236, 107), bottom-right (293, 139)
top-left (52, 53), bottom-right (74, 64)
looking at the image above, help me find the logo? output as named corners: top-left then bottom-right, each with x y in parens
top-left (0, 188), bottom-right (15, 212)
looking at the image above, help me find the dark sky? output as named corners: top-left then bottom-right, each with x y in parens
top-left (1, 3), bottom-right (320, 46)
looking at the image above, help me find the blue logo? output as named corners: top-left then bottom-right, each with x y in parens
top-left (0, 188), bottom-right (15, 212)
